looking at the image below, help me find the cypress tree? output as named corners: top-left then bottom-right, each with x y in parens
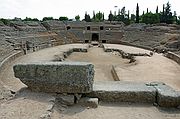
top-left (156, 6), bottom-right (159, 14)
top-left (147, 8), bottom-right (149, 13)
top-left (108, 11), bottom-right (114, 22)
top-left (93, 11), bottom-right (96, 21)
top-left (136, 3), bottom-right (139, 23)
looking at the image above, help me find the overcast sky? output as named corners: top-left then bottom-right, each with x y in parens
top-left (0, 0), bottom-right (178, 20)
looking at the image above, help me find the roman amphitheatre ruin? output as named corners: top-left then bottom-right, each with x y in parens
top-left (0, 20), bottom-right (180, 119)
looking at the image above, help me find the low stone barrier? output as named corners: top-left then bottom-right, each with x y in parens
top-left (153, 83), bottom-right (180, 107)
top-left (103, 46), bottom-right (151, 59)
top-left (87, 81), bottom-right (156, 103)
top-left (73, 48), bottom-right (88, 52)
top-left (118, 41), bottom-right (153, 51)
top-left (63, 47), bottom-right (88, 58)
top-left (165, 52), bottom-right (180, 65)
top-left (13, 62), bottom-right (94, 93)
top-left (0, 51), bottom-right (23, 73)
top-left (86, 81), bottom-right (180, 107)
top-left (111, 65), bottom-right (120, 81)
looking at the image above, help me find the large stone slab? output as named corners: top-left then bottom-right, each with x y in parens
top-left (154, 83), bottom-right (180, 107)
top-left (87, 81), bottom-right (156, 103)
top-left (13, 62), bottom-right (94, 93)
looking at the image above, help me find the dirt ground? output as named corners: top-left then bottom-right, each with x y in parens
top-left (0, 44), bottom-right (180, 119)
top-left (115, 54), bottom-right (180, 91)
top-left (66, 46), bottom-right (180, 90)
top-left (66, 47), bottom-right (129, 81)
top-left (51, 102), bottom-right (180, 119)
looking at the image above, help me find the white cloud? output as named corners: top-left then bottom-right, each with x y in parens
top-left (0, 0), bottom-right (179, 20)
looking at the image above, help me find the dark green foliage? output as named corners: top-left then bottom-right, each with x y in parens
top-left (75, 15), bottom-right (80, 21)
top-left (84, 12), bottom-right (91, 22)
top-left (103, 13), bottom-right (105, 21)
top-left (59, 16), bottom-right (68, 21)
top-left (136, 3), bottom-right (139, 23)
top-left (42, 17), bottom-right (54, 21)
top-left (130, 14), bottom-right (136, 23)
top-left (108, 11), bottom-right (114, 22)
top-left (91, 11), bottom-right (104, 22)
top-left (93, 11), bottom-right (96, 21)
top-left (95, 11), bottom-right (104, 22)
top-left (111, 7), bottom-right (130, 25)
top-left (23, 17), bottom-right (39, 21)
top-left (177, 16), bottom-right (180, 25)
top-left (147, 8), bottom-right (149, 13)
top-left (141, 13), bottom-right (160, 24)
top-left (160, 2), bottom-right (174, 24)
top-left (156, 6), bottom-right (159, 14)
top-left (0, 18), bottom-right (10, 25)
top-left (127, 10), bottom-right (130, 20)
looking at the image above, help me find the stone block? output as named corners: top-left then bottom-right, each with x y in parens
top-left (79, 97), bottom-right (98, 108)
top-left (13, 62), bottom-right (94, 93)
top-left (56, 94), bottom-right (75, 106)
top-left (73, 48), bottom-right (88, 52)
top-left (87, 81), bottom-right (156, 103)
top-left (155, 84), bottom-right (180, 107)
top-left (74, 93), bottom-right (82, 102)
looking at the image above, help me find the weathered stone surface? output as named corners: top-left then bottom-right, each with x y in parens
top-left (87, 81), bottom-right (156, 103)
top-left (165, 52), bottom-right (180, 65)
top-left (40, 112), bottom-right (51, 119)
top-left (154, 84), bottom-right (180, 107)
top-left (111, 65), bottom-right (120, 81)
top-left (56, 94), bottom-right (75, 106)
top-left (79, 97), bottom-right (98, 108)
top-left (74, 93), bottom-right (82, 102)
top-left (13, 62), bottom-right (94, 93)
top-left (73, 48), bottom-right (88, 52)
top-left (63, 49), bottom-right (73, 58)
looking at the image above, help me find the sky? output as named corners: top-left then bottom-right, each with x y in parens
top-left (0, 0), bottom-right (179, 20)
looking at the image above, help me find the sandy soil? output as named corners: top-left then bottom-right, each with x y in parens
top-left (66, 47), bottom-right (129, 81)
top-left (0, 88), bottom-right (55, 119)
top-left (115, 54), bottom-right (180, 91)
top-left (51, 102), bottom-right (180, 119)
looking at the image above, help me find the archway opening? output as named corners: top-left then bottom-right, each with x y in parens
top-left (87, 26), bottom-right (90, 30)
top-left (67, 26), bottom-right (71, 30)
top-left (92, 33), bottom-right (99, 41)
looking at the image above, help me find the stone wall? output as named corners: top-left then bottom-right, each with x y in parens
top-left (0, 51), bottom-right (23, 73)
top-left (86, 81), bottom-right (180, 107)
top-left (111, 65), bottom-right (120, 81)
top-left (165, 52), bottom-right (180, 65)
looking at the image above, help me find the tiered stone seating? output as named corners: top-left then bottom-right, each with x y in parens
top-left (42, 20), bottom-right (65, 31)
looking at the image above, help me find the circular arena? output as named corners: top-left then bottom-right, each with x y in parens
top-left (0, 20), bottom-right (180, 119)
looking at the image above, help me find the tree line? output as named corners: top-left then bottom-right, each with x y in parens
top-left (0, 2), bottom-right (180, 25)
top-left (85, 2), bottom-right (179, 25)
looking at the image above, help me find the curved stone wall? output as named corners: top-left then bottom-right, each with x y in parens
top-left (0, 51), bottom-right (23, 73)
top-left (165, 52), bottom-right (180, 65)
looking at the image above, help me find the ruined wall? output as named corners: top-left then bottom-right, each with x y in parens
top-left (165, 52), bottom-right (180, 65)
top-left (0, 51), bottom-right (23, 73)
